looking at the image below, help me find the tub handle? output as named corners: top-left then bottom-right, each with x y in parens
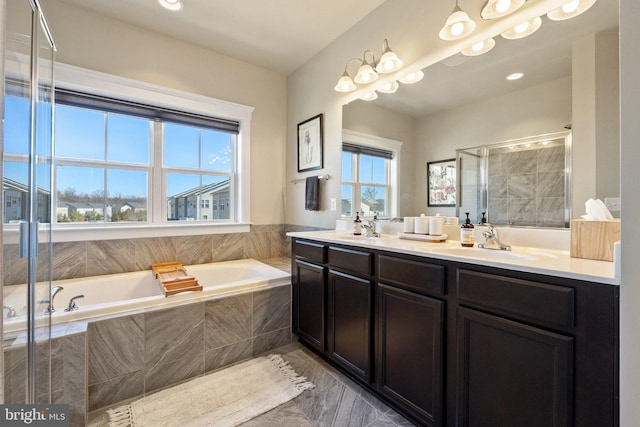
top-left (64, 295), bottom-right (85, 312)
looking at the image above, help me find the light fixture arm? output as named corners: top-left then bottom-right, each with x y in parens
top-left (343, 58), bottom-right (363, 75)
top-left (362, 50), bottom-right (377, 68)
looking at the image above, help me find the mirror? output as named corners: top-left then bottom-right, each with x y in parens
top-left (458, 131), bottom-right (571, 228)
top-left (342, 0), bottom-right (619, 227)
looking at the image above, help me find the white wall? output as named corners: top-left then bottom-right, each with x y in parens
top-left (415, 76), bottom-right (572, 216)
top-left (41, 1), bottom-right (287, 225)
top-left (619, 0), bottom-right (640, 424)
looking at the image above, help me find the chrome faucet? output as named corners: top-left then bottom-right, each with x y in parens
top-left (64, 295), bottom-right (85, 312)
top-left (41, 286), bottom-right (64, 314)
top-left (3, 305), bottom-right (17, 319)
top-left (361, 220), bottom-right (380, 237)
top-left (478, 225), bottom-right (511, 251)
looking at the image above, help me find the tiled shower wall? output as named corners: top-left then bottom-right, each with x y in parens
top-left (487, 145), bottom-right (566, 228)
top-left (2, 224), bottom-right (322, 286)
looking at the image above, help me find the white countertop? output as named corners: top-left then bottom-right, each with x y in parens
top-left (287, 230), bottom-right (619, 286)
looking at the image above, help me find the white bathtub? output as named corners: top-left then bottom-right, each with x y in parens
top-left (3, 259), bottom-right (291, 334)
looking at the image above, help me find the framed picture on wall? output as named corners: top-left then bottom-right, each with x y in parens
top-left (427, 158), bottom-right (456, 207)
top-left (297, 114), bottom-right (323, 172)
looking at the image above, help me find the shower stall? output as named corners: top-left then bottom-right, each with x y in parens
top-left (2, 0), bottom-right (56, 404)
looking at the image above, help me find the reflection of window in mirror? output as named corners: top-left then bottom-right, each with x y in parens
top-left (341, 130), bottom-right (403, 219)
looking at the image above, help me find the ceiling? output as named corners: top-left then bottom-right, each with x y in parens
top-left (365, 0), bottom-right (619, 118)
top-left (56, 0), bottom-right (386, 75)
top-left (53, 0), bottom-right (619, 118)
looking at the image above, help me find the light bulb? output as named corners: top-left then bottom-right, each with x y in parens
top-left (562, 0), bottom-right (580, 13)
top-left (515, 22), bottom-right (529, 33)
top-left (472, 41), bottom-right (485, 52)
top-left (451, 22), bottom-right (465, 37)
top-left (383, 60), bottom-right (394, 71)
top-left (496, 0), bottom-right (511, 13)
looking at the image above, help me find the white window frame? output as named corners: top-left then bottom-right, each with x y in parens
top-left (3, 63), bottom-right (253, 244)
top-left (342, 129), bottom-right (403, 219)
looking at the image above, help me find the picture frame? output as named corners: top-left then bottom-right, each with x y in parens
top-left (427, 158), bottom-right (456, 207)
top-left (297, 114), bottom-right (323, 172)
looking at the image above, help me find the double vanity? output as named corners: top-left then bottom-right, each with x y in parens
top-left (288, 230), bottom-right (618, 427)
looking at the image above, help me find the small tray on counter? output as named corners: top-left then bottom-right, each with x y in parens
top-left (398, 232), bottom-right (448, 242)
top-left (151, 262), bottom-right (202, 297)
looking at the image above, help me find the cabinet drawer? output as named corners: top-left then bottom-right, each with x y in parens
top-left (457, 269), bottom-right (575, 331)
top-left (294, 240), bottom-right (326, 264)
top-left (328, 246), bottom-right (373, 276)
top-left (378, 255), bottom-right (445, 296)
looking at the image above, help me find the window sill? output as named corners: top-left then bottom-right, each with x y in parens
top-left (2, 222), bottom-right (251, 244)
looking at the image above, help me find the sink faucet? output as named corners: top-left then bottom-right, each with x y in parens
top-left (478, 225), bottom-right (511, 251)
top-left (41, 285), bottom-right (64, 314)
top-left (361, 220), bottom-right (380, 237)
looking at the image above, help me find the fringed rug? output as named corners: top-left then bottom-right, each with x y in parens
top-left (108, 354), bottom-right (315, 427)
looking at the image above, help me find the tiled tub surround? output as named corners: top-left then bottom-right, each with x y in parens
top-left (3, 259), bottom-right (290, 332)
top-left (4, 333), bottom-right (87, 427)
top-left (2, 224), bottom-right (321, 286)
top-left (3, 284), bottom-right (291, 426)
top-left (87, 283), bottom-right (292, 412)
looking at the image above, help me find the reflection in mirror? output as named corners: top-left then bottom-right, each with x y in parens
top-left (457, 131), bottom-right (571, 228)
top-left (341, 0), bottom-right (619, 227)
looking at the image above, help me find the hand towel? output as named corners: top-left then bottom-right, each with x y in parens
top-left (305, 176), bottom-right (319, 211)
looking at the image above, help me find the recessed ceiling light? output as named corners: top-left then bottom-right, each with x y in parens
top-left (158, 0), bottom-right (183, 12)
top-left (506, 72), bottom-right (524, 80)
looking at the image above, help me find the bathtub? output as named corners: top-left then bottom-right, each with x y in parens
top-left (2, 259), bottom-right (291, 335)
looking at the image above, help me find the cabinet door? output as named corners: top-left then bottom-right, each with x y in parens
top-left (293, 260), bottom-right (326, 351)
top-left (457, 307), bottom-right (574, 427)
top-left (328, 270), bottom-right (373, 383)
top-left (377, 284), bottom-right (444, 426)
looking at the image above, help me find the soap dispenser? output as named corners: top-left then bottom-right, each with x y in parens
top-left (354, 211), bottom-right (362, 235)
top-left (480, 212), bottom-right (488, 225)
top-left (460, 212), bottom-right (475, 247)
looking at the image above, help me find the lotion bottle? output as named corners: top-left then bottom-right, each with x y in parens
top-left (460, 212), bottom-right (474, 247)
top-left (354, 211), bottom-right (362, 235)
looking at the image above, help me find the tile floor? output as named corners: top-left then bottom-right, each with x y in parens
top-left (87, 341), bottom-right (416, 427)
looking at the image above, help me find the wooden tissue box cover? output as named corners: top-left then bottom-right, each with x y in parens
top-left (570, 219), bottom-right (620, 262)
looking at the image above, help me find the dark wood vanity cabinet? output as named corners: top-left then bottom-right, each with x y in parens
top-left (291, 238), bottom-right (619, 427)
top-left (292, 259), bottom-right (326, 351)
top-left (377, 283), bottom-right (444, 426)
top-left (292, 240), bottom-right (327, 352)
top-left (328, 270), bottom-right (373, 382)
top-left (456, 307), bottom-right (574, 427)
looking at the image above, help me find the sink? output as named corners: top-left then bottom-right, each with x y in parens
top-left (434, 247), bottom-right (539, 262)
top-left (335, 233), bottom-right (394, 241)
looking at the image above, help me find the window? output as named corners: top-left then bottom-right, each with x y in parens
top-left (341, 130), bottom-right (403, 219)
top-left (50, 91), bottom-right (238, 224)
top-left (2, 64), bottom-right (253, 240)
top-left (54, 105), bottom-right (151, 223)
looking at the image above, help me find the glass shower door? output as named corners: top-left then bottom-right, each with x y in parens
top-left (456, 147), bottom-right (485, 223)
top-left (3, 0), bottom-right (55, 405)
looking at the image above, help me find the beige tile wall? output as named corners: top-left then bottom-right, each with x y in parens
top-left (2, 224), bottom-right (324, 286)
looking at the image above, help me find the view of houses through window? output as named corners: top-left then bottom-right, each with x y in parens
top-left (2, 90), bottom-right (237, 225)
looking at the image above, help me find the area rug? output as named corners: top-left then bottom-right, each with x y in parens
top-left (107, 354), bottom-right (315, 427)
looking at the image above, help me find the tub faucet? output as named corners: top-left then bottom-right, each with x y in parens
top-left (3, 305), bottom-right (17, 319)
top-left (478, 226), bottom-right (511, 251)
top-left (64, 295), bottom-right (85, 312)
top-left (41, 286), bottom-right (64, 314)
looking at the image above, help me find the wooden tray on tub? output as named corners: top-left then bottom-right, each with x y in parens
top-left (151, 262), bottom-right (202, 297)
